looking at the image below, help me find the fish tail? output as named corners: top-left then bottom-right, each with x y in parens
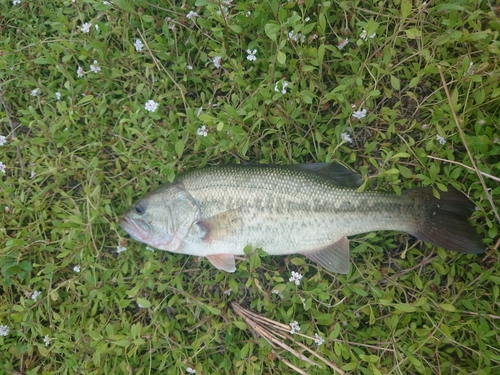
top-left (405, 187), bottom-right (485, 254)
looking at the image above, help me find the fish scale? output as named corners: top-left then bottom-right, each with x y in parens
top-left (120, 163), bottom-right (485, 273)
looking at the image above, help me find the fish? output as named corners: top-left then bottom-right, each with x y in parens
top-left (119, 163), bottom-right (485, 273)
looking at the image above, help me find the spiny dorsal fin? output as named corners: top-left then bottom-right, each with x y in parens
top-left (301, 236), bottom-right (351, 273)
top-left (293, 163), bottom-right (363, 189)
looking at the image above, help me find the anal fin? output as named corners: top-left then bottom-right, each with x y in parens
top-left (301, 236), bottom-right (350, 274)
top-left (206, 254), bottom-right (236, 272)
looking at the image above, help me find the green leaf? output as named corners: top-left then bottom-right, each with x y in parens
top-left (405, 28), bottom-right (422, 39)
top-left (229, 25), bottom-right (242, 34)
top-left (233, 321), bottom-right (248, 330)
top-left (390, 75), bottom-right (400, 90)
top-left (277, 50), bottom-right (286, 64)
top-left (136, 298), bottom-right (151, 308)
top-left (116, 0), bottom-right (135, 13)
top-left (264, 23), bottom-right (281, 43)
top-left (175, 139), bottom-right (184, 157)
top-left (439, 303), bottom-right (456, 312)
top-left (392, 303), bottom-right (417, 313)
top-left (401, 0), bottom-right (412, 21)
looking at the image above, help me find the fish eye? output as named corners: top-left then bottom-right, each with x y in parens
top-left (134, 203), bottom-right (145, 215)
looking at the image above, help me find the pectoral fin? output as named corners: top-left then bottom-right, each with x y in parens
top-left (206, 254), bottom-right (236, 272)
top-left (197, 209), bottom-right (243, 242)
top-left (301, 236), bottom-right (350, 273)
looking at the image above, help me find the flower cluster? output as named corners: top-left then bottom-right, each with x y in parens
top-left (246, 49), bottom-right (257, 61)
top-left (288, 30), bottom-right (305, 43)
top-left (144, 100), bottom-right (159, 113)
top-left (289, 271), bottom-right (303, 286)
top-left (341, 132), bottom-right (353, 144)
top-left (197, 125), bottom-right (208, 137)
top-left (134, 39), bottom-right (144, 52)
top-left (116, 245), bottom-right (127, 253)
top-left (360, 29), bottom-right (376, 40)
top-left (274, 81), bottom-right (289, 94)
top-left (314, 333), bottom-right (325, 346)
top-left (289, 321), bottom-right (301, 334)
top-left (352, 108), bottom-right (367, 119)
top-left (213, 56), bottom-right (222, 69)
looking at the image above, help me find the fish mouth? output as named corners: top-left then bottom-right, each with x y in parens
top-left (119, 216), bottom-right (149, 242)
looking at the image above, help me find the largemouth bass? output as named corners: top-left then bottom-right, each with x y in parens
top-left (119, 163), bottom-right (484, 273)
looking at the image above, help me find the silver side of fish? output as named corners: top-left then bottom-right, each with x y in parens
top-left (119, 163), bottom-right (485, 273)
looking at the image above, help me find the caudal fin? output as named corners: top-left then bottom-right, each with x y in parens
top-left (406, 187), bottom-right (485, 254)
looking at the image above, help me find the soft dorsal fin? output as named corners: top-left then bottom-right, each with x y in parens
top-left (293, 163), bottom-right (363, 188)
top-left (301, 236), bottom-right (351, 273)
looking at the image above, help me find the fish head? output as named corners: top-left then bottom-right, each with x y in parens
top-left (119, 184), bottom-right (201, 252)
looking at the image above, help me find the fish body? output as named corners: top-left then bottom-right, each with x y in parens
top-left (119, 163), bottom-right (484, 272)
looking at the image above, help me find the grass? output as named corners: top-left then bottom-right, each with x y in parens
top-left (1, 0), bottom-right (499, 374)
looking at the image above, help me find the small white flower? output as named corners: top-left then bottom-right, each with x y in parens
top-left (224, 288), bottom-right (232, 296)
top-left (55, 92), bottom-right (61, 100)
top-left (186, 11), bottom-right (199, 20)
top-left (187, 64), bottom-right (193, 70)
top-left (436, 135), bottom-right (446, 145)
top-left (90, 60), bottom-right (101, 73)
top-left (31, 291), bottom-right (41, 301)
top-left (246, 11), bottom-right (251, 17)
top-left (352, 108), bottom-right (367, 119)
top-left (274, 81), bottom-right (289, 94)
top-left (144, 99), bottom-right (159, 112)
top-left (134, 39), bottom-right (144, 52)
top-left (288, 30), bottom-right (305, 43)
top-left (360, 29), bottom-right (376, 40)
top-left (0, 325), bottom-right (10, 337)
top-left (422, 124), bottom-right (428, 130)
top-left (272, 289), bottom-right (280, 294)
top-left (213, 56), bottom-right (222, 69)
top-left (13, 0), bottom-right (21, 4)
top-left (289, 321), bottom-right (301, 334)
top-left (0, 162), bottom-right (6, 174)
top-left (31, 88), bottom-right (39, 97)
top-left (305, 17), bottom-right (310, 22)
top-left (5, 206), bottom-right (10, 212)
top-left (289, 271), bottom-right (303, 286)
top-left (314, 333), bottom-right (325, 345)
top-left (0, 135), bottom-right (7, 146)
top-left (341, 132), bottom-right (353, 144)
top-left (116, 245), bottom-right (127, 253)
top-left (246, 49), bottom-right (257, 61)
top-left (197, 125), bottom-right (208, 137)
top-left (77, 66), bottom-right (84, 78)
top-left (43, 334), bottom-right (50, 346)
top-left (73, 265), bottom-right (81, 273)
top-left (466, 61), bottom-right (475, 76)
top-left (81, 22), bottom-right (92, 33)
top-left (216, 7), bottom-right (229, 17)
top-left (30, 170), bottom-right (35, 179)
top-left (186, 367), bottom-right (196, 374)
top-left (337, 38), bottom-right (349, 50)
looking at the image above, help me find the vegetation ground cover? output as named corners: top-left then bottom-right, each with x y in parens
top-left (1, 0), bottom-right (499, 374)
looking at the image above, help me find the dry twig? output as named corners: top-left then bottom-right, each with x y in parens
top-left (230, 302), bottom-right (344, 375)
